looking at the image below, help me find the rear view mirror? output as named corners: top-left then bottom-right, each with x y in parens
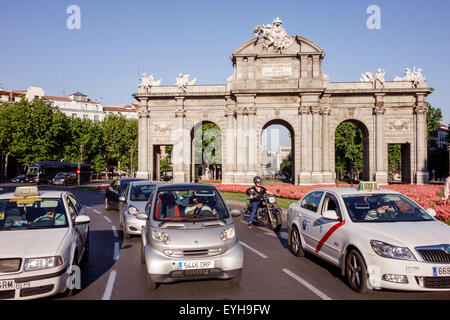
top-left (323, 210), bottom-right (339, 221)
top-left (137, 213), bottom-right (148, 221)
top-left (426, 208), bottom-right (437, 217)
top-left (74, 215), bottom-right (90, 225)
top-left (119, 196), bottom-right (126, 202)
top-left (231, 209), bottom-right (241, 217)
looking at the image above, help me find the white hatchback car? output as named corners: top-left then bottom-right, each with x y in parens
top-left (0, 187), bottom-right (90, 300)
top-left (287, 183), bottom-right (450, 293)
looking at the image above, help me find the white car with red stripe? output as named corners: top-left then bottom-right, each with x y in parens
top-left (0, 187), bottom-right (90, 300)
top-left (287, 183), bottom-right (450, 293)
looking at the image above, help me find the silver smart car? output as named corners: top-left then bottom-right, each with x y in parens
top-left (119, 181), bottom-right (166, 239)
top-left (138, 184), bottom-right (243, 290)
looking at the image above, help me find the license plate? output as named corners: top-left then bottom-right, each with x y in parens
top-left (0, 280), bottom-right (30, 291)
top-left (178, 260), bottom-right (214, 270)
top-left (433, 266), bottom-right (450, 276)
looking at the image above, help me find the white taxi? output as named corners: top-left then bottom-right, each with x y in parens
top-left (287, 182), bottom-right (450, 293)
top-left (0, 187), bottom-right (90, 300)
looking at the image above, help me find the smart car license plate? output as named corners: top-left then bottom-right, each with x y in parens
top-left (433, 266), bottom-right (450, 276)
top-left (0, 280), bottom-right (30, 291)
top-left (178, 260), bottom-right (214, 270)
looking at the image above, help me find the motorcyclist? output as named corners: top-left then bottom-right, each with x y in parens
top-left (246, 176), bottom-right (273, 229)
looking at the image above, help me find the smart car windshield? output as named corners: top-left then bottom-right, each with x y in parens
top-left (0, 198), bottom-right (68, 230)
top-left (342, 193), bottom-right (434, 223)
top-left (130, 184), bottom-right (155, 201)
top-left (153, 189), bottom-right (229, 222)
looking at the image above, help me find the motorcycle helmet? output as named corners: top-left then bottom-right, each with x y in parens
top-left (253, 176), bottom-right (262, 184)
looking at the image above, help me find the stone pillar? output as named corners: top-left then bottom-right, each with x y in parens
top-left (223, 97), bottom-right (236, 184)
top-left (235, 107), bottom-right (245, 182)
top-left (374, 93), bottom-right (387, 184)
top-left (312, 56), bottom-right (320, 78)
top-left (415, 94), bottom-right (429, 184)
top-left (243, 109), bottom-right (249, 173)
top-left (320, 95), bottom-right (332, 183)
top-left (298, 105), bottom-right (311, 184)
top-left (173, 97), bottom-right (186, 183)
top-left (247, 106), bottom-right (257, 177)
top-left (311, 105), bottom-right (323, 184)
top-left (136, 98), bottom-right (149, 179)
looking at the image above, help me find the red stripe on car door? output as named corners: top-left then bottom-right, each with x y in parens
top-left (315, 220), bottom-right (346, 253)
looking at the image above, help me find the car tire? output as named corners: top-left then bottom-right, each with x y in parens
top-left (289, 226), bottom-right (305, 257)
top-left (346, 249), bottom-right (369, 294)
top-left (80, 233), bottom-right (90, 267)
top-left (140, 242), bottom-right (146, 265)
top-left (146, 273), bottom-right (158, 290)
top-left (105, 197), bottom-right (111, 210)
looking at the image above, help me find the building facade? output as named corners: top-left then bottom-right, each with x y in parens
top-left (134, 19), bottom-right (433, 185)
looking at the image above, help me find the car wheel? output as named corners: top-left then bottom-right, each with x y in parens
top-left (105, 197), bottom-right (111, 210)
top-left (140, 242), bottom-right (146, 264)
top-left (346, 249), bottom-right (369, 293)
top-left (289, 226), bottom-right (305, 257)
top-left (146, 273), bottom-right (158, 290)
top-left (81, 233), bottom-right (90, 267)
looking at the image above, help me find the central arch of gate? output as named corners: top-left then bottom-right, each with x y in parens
top-left (133, 24), bottom-right (433, 185)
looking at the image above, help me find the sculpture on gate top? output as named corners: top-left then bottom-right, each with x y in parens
top-left (176, 73), bottom-right (197, 92)
top-left (252, 17), bottom-right (294, 54)
top-left (394, 67), bottom-right (426, 87)
top-left (138, 73), bottom-right (161, 91)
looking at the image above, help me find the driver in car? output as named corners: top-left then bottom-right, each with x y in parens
top-left (365, 200), bottom-right (395, 221)
top-left (185, 197), bottom-right (218, 216)
top-left (33, 210), bottom-right (65, 224)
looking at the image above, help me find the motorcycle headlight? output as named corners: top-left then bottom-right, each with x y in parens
top-left (152, 230), bottom-right (170, 244)
top-left (220, 227), bottom-right (236, 241)
top-left (24, 256), bottom-right (64, 272)
top-left (128, 206), bottom-right (139, 216)
top-left (370, 240), bottom-right (416, 261)
top-left (268, 197), bottom-right (276, 204)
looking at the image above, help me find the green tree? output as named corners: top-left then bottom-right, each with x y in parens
top-left (193, 122), bottom-right (222, 179)
top-left (335, 122), bottom-right (363, 180)
top-left (426, 103), bottom-right (442, 143)
top-left (280, 152), bottom-right (292, 181)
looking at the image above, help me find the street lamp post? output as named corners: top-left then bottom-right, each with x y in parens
top-left (130, 145), bottom-right (135, 178)
top-left (78, 143), bottom-right (84, 187)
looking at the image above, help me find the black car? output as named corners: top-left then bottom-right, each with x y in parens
top-left (105, 178), bottom-right (147, 210)
top-left (51, 172), bottom-right (77, 186)
top-left (11, 175), bottom-right (27, 183)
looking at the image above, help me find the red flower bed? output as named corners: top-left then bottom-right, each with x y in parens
top-left (215, 183), bottom-right (450, 222)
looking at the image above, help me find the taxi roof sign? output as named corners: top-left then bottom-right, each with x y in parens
top-left (358, 181), bottom-right (379, 191)
top-left (14, 186), bottom-right (40, 197)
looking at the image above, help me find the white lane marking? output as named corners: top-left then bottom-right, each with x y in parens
top-left (112, 226), bottom-right (118, 238)
top-left (93, 209), bottom-right (101, 214)
top-left (102, 270), bottom-right (117, 300)
top-left (240, 220), bottom-right (288, 239)
top-left (282, 268), bottom-right (333, 300)
top-left (239, 241), bottom-right (268, 259)
top-left (113, 242), bottom-right (120, 261)
top-left (103, 216), bottom-right (112, 223)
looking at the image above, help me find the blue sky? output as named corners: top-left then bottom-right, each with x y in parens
top-left (1, 0), bottom-right (449, 135)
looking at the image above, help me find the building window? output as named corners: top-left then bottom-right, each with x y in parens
top-left (83, 114), bottom-right (88, 120)
top-left (72, 113), bottom-right (77, 118)
top-left (34, 96), bottom-right (39, 101)
top-left (94, 115), bottom-right (99, 121)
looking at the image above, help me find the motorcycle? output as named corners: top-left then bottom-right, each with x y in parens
top-left (243, 192), bottom-right (282, 232)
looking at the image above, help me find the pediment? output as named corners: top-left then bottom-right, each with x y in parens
top-left (232, 35), bottom-right (324, 57)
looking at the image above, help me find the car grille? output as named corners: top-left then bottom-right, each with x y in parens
top-left (0, 290), bottom-right (15, 300)
top-left (416, 248), bottom-right (450, 263)
top-left (20, 285), bottom-right (54, 298)
top-left (164, 247), bottom-right (227, 258)
top-left (416, 276), bottom-right (450, 289)
top-left (0, 259), bottom-right (22, 273)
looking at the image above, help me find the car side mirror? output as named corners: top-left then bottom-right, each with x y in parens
top-left (137, 213), bottom-right (148, 221)
top-left (323, 210), bottom-right (339, 220)
top-left (119, 196), bottom-right (126, 203)
top-left (426, 208), bottom-right (437, 217)
top-left (231, 209), bottom-right (241, 217)
top-left (74, 215), bottom-right (90, 225)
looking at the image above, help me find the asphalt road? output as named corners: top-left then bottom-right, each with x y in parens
top-left (1, 183), bottom-right (449, 300)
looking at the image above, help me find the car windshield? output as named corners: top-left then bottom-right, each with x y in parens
top-left (27, 166), bottom-right (39, 177)
top-left (130, 184), bottom-right (155, 201)
top-left (55, 173), bottom-right (67, 179)
top-left (0, 198), bottom-right (68, 230)
top-left (153, 189), bottom-right (229, 222)
top-left (342, 193), bottom-right (434, 223)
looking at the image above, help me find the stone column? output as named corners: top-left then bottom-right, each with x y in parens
top-left (320, 96), bottom-right (332, 183)
top-left (247, 106), bottom-right (257, 177)
top-left (243, 109), bottom-right (249, 173)
top-left (223, 97), bottom-right (236, 184)
top-left (311, 105), bottom-right (323, 184)
top-left (374, 93), bottom-right (387, 184)
top-left (415, 94), bottom-right (429, 184)
top-left (136, 98), bottom-right (149, 179)
top-left (173, 97), bottom-right (186, 183)
top-left (235, 107), bottom-right (245, 182)
top-left (298, 105), bottom-right (311, 184)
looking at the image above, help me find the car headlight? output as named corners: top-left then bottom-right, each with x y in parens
top-left (24, 256), bottom-right (64, 272)
top-left (370, 240), bottom-right (416, 261)
top-left (220, 227), bottom-right (236, 241)
top-left (152, 230), bottom-right (170, 244)
top-left (268, 197), bottom-right (276, 204)
top-left (128, 206), bottom-right (139, 215)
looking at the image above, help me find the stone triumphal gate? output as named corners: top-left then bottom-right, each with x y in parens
top-left (134, 18), bottom-right (433, 185)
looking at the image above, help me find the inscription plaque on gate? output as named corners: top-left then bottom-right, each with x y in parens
top-left (262, 63), bottom-right (292, 77)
